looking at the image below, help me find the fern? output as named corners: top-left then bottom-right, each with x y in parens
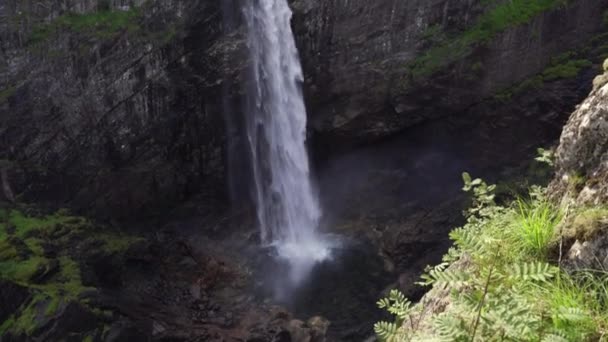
top-left (375, 289), bottom-right (414, 341)
top-left (554, 307), bottom-right (589, 322)
top-left (374, 321), bottom-right (401, 342)
top-left (509, 262), bottom-right (557, 282)
top-left (374, 172), bottom-right (608, 341)
top-left (422, 269), bottom-right (471, 287)
top-left (434, 314), bottom-right (469, 341)
top-left (541, 333), bottom-right (570, 342)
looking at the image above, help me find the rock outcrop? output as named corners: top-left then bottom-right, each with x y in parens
top-left (551, 60), bottom-right (608, 206)
top-left (549, 59), bottom-right (608, 271)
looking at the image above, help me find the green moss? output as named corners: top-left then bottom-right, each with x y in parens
top-left (493, 57), bottom-right (591, 102)
top-left (29, 8), bottom-right (141, 44)
top-left (542, 59), bottom-right (592, 81)
top-left (11, 297), bottom-right (40, 335)
top-left (406, 0), bottom-right (568, 81)
top-left (44, 295), bottom-right (61, 317)
top-left (0, 316), bottom-right (15, 334)
top-left (83, 335), bottom-right (94, 342)
top-left (0, 257), bottom-right (47, 283)
top-left (0, 207), bottom-right (140, 338)
top-left (561, 208), bottom-right (608, 242)
top-left (0, 239), bottom-right (18, 261)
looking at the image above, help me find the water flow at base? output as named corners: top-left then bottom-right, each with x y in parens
top-left (242, 0), bottom-right (331, 287)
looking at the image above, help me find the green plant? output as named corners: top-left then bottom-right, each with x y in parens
top-left (0, 207), bottom-right (139, 337)
top-left (515, 199), bottom-right (561, 257)
top-left (28, 8), bottom-right (141, 44)
top-left (535, 148), bottom-right (555, 167)
top-left (374, 289), bottom-right (414, 342)
top-left (561, 207), bottom-right (608, 242)
top-left (404, 0), bottom-right (568, 81)
top-left (375, 171), bottom-right (608, 341)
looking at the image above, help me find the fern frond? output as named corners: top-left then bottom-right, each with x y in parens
top-left (509, 262), bottom-right (557, 282)
top-left (374, 321), bottom-right (400, 342)
top-left (434, 314), bottom-right (469, 340)
top-left (554, 307), bottom-right (589, 322)
top-left (450, 228), bottom-right (484, 253)
top-left (541, 334), bottom-right (569, 342)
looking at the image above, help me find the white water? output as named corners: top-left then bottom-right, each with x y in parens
top-left (243, 0), bottom-right (331, 285)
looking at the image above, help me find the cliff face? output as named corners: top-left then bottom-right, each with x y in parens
top-left (292, 0), bottom-right (608, 149)
top-left (1, 0), bottom-right (607, 217)
top-left (0, 0), bottom-right (235, 218)
top-left (548, 60), bottom-right (608, 271)
top-left (551, 63), bottom-right (608, 206)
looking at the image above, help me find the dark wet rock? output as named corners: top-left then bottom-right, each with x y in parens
top-left (0, 280), bottom-right (30, 323)
top-left (125, 240), bottom-right (155, 263)
top-left (1, 0), bottom-right (232, 219)
top-left (35, 303), bottom-right (100, 341)
top-left (1, 0), bottom-right (607, 219)
top-left (41, 242), bottom-right (59, 258)
top-left (291, 0), bottom-right (608, 151)
top-left (104, 321), bottom-right (151, 342)
top-left (81, 252), bottom-right (124, 288)
top-left (29, 258), bottom-right (60, 284)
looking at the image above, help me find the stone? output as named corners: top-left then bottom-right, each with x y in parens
top-left (566, 236), bottom-right (608, 271)
top-left (0, 280), bottom-right (30, 323)
top-left (307, 316), bottom-right (330, 342)
top-left (593, 73), bottom-right (608, 91)
top-left (286, 320), bottom-right (311, 342)
top-left (550, 67), bottom-right (608, 204)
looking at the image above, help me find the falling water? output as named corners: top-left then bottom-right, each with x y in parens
top-left (242, 0), bottom-right (331, 286)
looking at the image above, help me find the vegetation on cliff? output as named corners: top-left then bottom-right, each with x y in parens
top-left (375, 168), bottom-right (608, 341)
top-left (27, 8), bottom-right (141, 45)
top-left (407, 0), bottom-right (571, 81)
top-left (0, 207), bottom-right (138, 337)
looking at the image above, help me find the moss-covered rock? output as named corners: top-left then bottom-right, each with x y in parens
top-left (0, 205), bottom-right (140, 338)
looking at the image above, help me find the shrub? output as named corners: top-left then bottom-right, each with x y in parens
top-left (375, 172), bottom-right (608, 341)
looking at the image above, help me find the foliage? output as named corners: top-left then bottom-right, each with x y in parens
top-left (29, 8), bottom-right (141, 44)
top-left (515, 198), bottom-right (561, 257)
top-left (494, 57), bottom-right (592, 102)
top-left (0, 207), bottom-right (139, 336)
top-left (375, 172), bottom-right (608, 341)
top-left (561, 207), bottom-right (608, 242)
top-left (375, 289), bottom-right (414, 341)
top-left (535, 148), bottom-right (555, 167)
top-left (406, 0), bottom-right (568, 81)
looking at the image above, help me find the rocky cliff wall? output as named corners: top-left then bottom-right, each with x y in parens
top-left (1, 0), bottom-right (607, 218)
top-left (0, 0), bottom-right (237, 218)
top-left (292, 0), bottom-right (608, 150)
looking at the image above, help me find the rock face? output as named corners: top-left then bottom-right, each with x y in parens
top-left (549, 60), bottom-right (608, 271)
top-left (551, 62), bottom-right (608, 206)
top-left (0, 0), bottom-right (236, 218)
top-left (292, 0), bottom-right (608, 150)
top-left (1, 0), bottom-right (607, 218)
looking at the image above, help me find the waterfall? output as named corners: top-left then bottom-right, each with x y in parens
top-left (242, 0), bottom-right (330, 285)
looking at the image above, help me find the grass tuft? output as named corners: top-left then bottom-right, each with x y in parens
top-left (515, 199), bottom-right (562, 257)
